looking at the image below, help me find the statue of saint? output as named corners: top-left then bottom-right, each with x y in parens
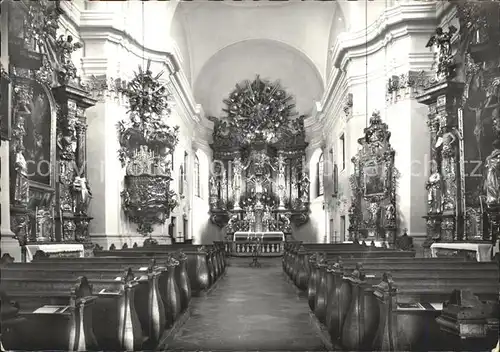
top-left (13, 147), bottom-right (29, 206)
top-left (227, 213), bottom-right (239, 232)
top-left (435, 126), bottom-right (461, 153)
top-left (209, 175), bottom-right (218, 196)
top-left (232, 157), bottom-right (243, 189)
top-left (73, 177), bottom-right (92, 215)
top-left (484, 139), bottom-right (500, 205)
top-left (426, 162), bottom-right (443, 213)
top-left (276, 154), bottom-right (286, 175)
top-left (385, 203), bottom-right (396, 222)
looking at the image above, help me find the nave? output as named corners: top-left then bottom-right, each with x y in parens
top-left (163, 258), bottom-right (326, 351)
top-left (1, 240), bottom-right (498, 352)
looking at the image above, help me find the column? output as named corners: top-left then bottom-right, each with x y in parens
top-left (84, 75), bottom-right (128, 249)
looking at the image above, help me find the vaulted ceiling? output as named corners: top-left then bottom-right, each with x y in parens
top-left (170, 1), bottom-right (344, 118)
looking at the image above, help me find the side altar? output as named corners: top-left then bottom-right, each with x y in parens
top-left (208, 76), bottom-right (311, 254)
top-left (416, 3), bottom-right (500, 261)
top-left (5, 1), bottom-right (96, 261)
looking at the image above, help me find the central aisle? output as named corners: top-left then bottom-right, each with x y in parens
top-left (164, 258), bottom-right (327, 351)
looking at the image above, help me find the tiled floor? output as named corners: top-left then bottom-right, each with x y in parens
top-left (164, 257), bottom-right (327, 351)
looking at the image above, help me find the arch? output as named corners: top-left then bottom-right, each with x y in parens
top-left (194, 38), bottom-right (324, 117)
top-left (195, 38), bottom-right (324, 92)
top-left (309, 147), bottom-right (324, 200)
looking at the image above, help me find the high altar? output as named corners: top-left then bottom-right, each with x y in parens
top-left (208, 76), bottom-right (310, 255)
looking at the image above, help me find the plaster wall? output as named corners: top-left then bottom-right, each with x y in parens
top-left (308, 2), bottom-right (439, 245)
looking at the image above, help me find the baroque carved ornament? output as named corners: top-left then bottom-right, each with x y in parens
top-left (209, 75), bottom-right (305, 147)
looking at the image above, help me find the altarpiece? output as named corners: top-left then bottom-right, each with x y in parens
top-left (347, 111), bottom-right (402, 248)
top-left (417, 1), bottom-right (500, 258)
top-left (4, 0), bottom-right (96, 259)
top-left (208, 76), bottom-right (310, 237)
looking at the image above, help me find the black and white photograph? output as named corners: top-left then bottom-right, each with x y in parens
top-left (0, 0), bottom-right (499, 351)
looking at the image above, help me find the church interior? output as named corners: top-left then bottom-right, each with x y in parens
top-left (1, 0), bottom-right (499, 351)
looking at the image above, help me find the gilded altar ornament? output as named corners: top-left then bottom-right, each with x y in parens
top-left (484, 139), bottom-right (500, 205)
top-left (426, 26), bottom-right (458, 80)
top-left (117, 61), bottom-right (179, 237)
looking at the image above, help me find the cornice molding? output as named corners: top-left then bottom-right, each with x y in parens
top-left (330, 3), bottom-right (437, 72)
top-left (76, 11), bottom-right (205, 132)
top-left (314, 3), bottom-right (440, 141)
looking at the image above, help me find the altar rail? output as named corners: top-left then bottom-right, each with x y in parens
top-left (225, 241), bottom-right (284, 257)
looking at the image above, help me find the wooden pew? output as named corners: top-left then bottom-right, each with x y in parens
top-left (285, 245), bottom-right (415, 288)
top-left (1, 260), bottom-right (166, 346)
top-left (110, 243), bottom-right (226, 281)
top-left (93, 246), bottom-right (221, 295)
top-left (303, 249), bottom-right (416, 311)
top-left (371, 271), bottom-right (498, 352)
top-left (31, 253), bottom-right (188, 327)
top-left (0, 276), bottom-right (98, 351)
top-left (318, 259), bottom-right (492, 340)
top-left (323, 261), bottom-right (498, 351)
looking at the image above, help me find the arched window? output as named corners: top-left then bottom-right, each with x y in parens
top-left (317, 153), bottom-right (324, 197)
top-left (179, 166), bottom-right (184, 195)
top-left (194, 154), bottom-right (201, 198)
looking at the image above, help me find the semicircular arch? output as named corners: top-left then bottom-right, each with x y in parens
top-left (194, 38), bottom-right (324, 118)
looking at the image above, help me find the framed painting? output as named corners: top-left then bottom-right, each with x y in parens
top-left (21, 81), bottom-right (57, 188)
top-left (363, 161), bottom-right (386, 198)
top-left (0, 69), bottom-right (12, 141)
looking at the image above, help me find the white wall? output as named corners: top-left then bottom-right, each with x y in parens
top-left (312, 2), bottom-right (440, 245)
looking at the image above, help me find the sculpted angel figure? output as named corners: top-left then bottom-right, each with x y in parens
top-left (484, 139), bottom-right (500, 205)
top-left (426, 26), bottom-right (457, 59)
top-left (426, 26), bottom-right (457, 78)
top-left (55, 35), bottom-right (83, 83)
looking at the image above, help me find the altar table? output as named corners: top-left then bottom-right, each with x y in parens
top-left (26, 243), bottom-right (85, 262)
top-left (233, 231), bottom-right (285, 241)
top-left (430, 242), bottom-right (495, 262)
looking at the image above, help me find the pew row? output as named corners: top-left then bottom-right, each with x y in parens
top-left (1, 251), bottom-right (192, 351)
top-left (91, 244), bottom-right (225, 295)
top-left (284, 252), bottom-right (499, 351)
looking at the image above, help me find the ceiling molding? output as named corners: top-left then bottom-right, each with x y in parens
top-left (330, 3), bottom-right (437, 71)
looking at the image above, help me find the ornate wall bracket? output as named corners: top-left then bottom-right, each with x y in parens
top-left (386, 71), bottom-right (433, 104)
